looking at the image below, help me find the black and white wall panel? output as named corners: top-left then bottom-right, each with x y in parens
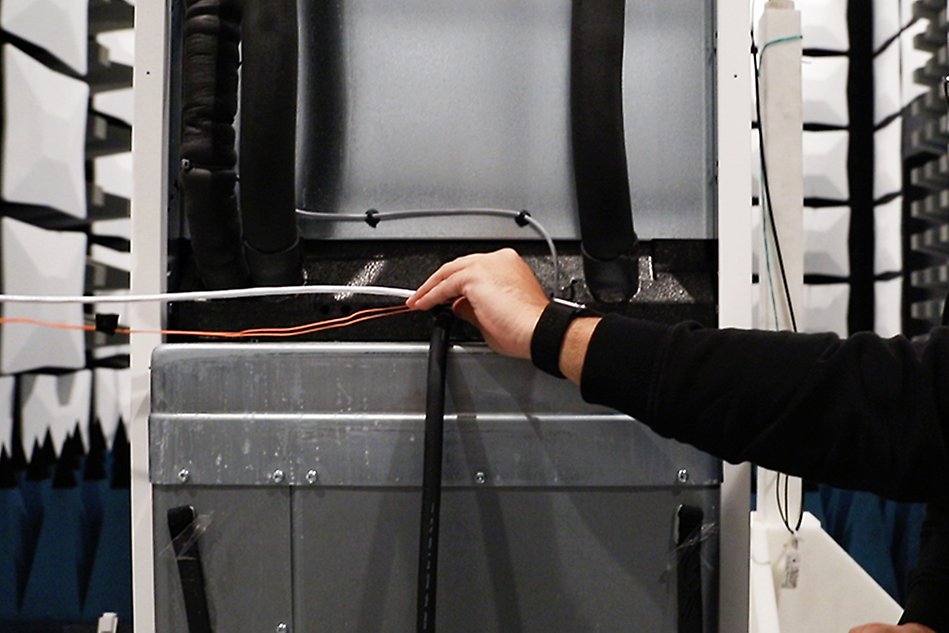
top-left (19, 371), bottom-right (92, 460)
top-left (0, 375), bottom-right (12, 457)
top-left (903, 0), bottom-right (949, 336)
top-left (0, 0), bottom-right (133, 626)
top-left (0, 218), bottom-right (87, 373)
top-left (0, 0), bottom-right (88, 75)
top-left (752, 0), bottom-right (854, 335)
top-left (93, 366), bottom-right (128, 445)
top-left (1, 45), bottom-right (89, 222)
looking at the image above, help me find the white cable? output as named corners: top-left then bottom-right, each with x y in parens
top-left (298, 207), bottom-right (562, 296)
top-left (0, 284), bottom-right (414, 304)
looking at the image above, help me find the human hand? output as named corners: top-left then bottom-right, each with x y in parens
top-left (849, 623), bottom-right (936, 633)
top-left (406, 248), bottom-right (550, 359)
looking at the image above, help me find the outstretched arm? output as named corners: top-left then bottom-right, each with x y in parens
top-left (409, 249), bottom-right (949, 502)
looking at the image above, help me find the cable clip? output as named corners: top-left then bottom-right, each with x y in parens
top-left (364, 209), bottom-right (381, 228)
top-left (94, 313), bottom-right (120, 336)
top-left (515, 210), bottom-right (531, 227)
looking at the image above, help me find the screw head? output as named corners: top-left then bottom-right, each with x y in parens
top-left (276, 623), bottom-right (288, 633)
top-left (305, 469), bottom-right (319, 485)
top-left (177, 468), bottom-right (190, 483)
top-left (474, 471), bottom-right (487, 485)
top-left (271, 469), bottom-right (286, 484)
top-left (676, 469), bottom-right (690, 484)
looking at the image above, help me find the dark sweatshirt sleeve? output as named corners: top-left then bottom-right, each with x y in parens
top-left (901, 500), bottom-right (949, 631)
top-left (580, 314), bottom-right (949, 502)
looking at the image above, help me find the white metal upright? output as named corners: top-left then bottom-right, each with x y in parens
top-left (716, 0), bottom-right (754, 631)
top-left (130, 2), bottom-right (170, 630)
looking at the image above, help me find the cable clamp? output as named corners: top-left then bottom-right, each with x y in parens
top-left (94, 313), bottom-right (120, 336)
top-left (515, 210), bottom-right (531, 227)
top-left (364, 209), bottom-right (381, 228)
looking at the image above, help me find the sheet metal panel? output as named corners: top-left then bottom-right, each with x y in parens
top-left (150, 343), bottom-right (720, 632)
top-left (150, 343), bottom-right (719, 488)
top-left (296, 0), bottom-right (715, 240)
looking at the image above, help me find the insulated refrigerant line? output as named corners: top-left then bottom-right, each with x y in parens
top-left (417, 309), bottom-right (454, 633)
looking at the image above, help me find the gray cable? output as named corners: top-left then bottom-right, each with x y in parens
top-left (0, 284), bottom-right (414, 304)
top-left (297, 208), bottom-right (562, 297)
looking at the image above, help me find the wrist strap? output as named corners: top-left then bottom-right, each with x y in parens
top-left (531, 300), bottom-right (585, 378)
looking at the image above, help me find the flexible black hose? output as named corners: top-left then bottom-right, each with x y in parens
top-left (180, 0), bottom-right (248, 289)
top-left (570, 0), bottom-right (639, 302)
top-left (416, 310), bottom-right (453, 633)
top-left (239, 0), bottom-right (303, 285)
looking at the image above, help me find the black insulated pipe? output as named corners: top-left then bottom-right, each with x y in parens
top-left (570, 0), bottom-right (640, 303)
top-left (180, 0), bottom-right (249, 289)
top-left (416, 310), bottom-right (454, 633)
top-left (296, 0), bottom-right (347, 215)
top-left (239, 0), bottom-right (304, 286)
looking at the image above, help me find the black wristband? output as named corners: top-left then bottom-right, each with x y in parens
top-left (530, 300), bottom-right (588, 378)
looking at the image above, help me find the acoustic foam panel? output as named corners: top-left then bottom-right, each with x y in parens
top-left (901, 19), bottom-right (932, 107)
top-left (796, 0), bottom-right (849, 52)
top-left (0, 218), bottom-right (86, 374)
top-left (95, 28), bottom-right (134, 67)
top-left (0, 0), bottom-right (89, 75)
top-left (875, 277), bottom-right (903, 338)
top-left (93, 368), bottom-right (129, 446)
top-left (92, 88), bottom-right (133, 127)
top-left (19, 370), bottom-right (92, 456)
top-left (803, 130), bottom-right (850, 200)
top-left (802, 55), bottom-right (849, 127)
top-left (93, 152), bottom-right (132, 200)
top-left (1, 45), bottom-right (89, 219)
top-left (804, 283), bottom-right (850, 334)
top-left (874, 196), bottom-right (903, 275)
top-left (0, 376), bottom-right (11, 454)
top-left (804, 206), bottom-right (851, 277)
top-left (873, 0), bottom-right (901, 52)
top-left (874, 118), bottom-right (903, 200)
top-left (901, 0), bottom-right (922, 27)
top-left (753, 0), bottom-right (848, 52)
top-left (874, 41), bottom-right (902, 124)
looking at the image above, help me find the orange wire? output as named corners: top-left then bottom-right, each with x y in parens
top-left (0, 304), bottom-right (415, 339)
top-left (0, 317), bottom-right (95, 332)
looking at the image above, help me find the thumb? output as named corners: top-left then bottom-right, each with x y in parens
top-left (451, 297), bottom-right (478, 328)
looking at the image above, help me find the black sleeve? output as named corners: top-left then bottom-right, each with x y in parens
top-left (579, 315), bottom-right (949, 502)
top-left (901, 500), bottom-right (949, 631)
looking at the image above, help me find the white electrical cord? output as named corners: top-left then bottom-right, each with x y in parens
top-left (297, 207), bottom-right (562, 296)
top-left (0, 284), bottom-right (414, 304)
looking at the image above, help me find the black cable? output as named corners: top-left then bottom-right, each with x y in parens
top-left (416, 309), bottom-right (454, 633)
top-left (753, 23), bottom-right (805, 533)
top-left (752, 36), bottom-right (800, 334)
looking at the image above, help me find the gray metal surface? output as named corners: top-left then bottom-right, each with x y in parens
top-left (153, 488), bottom-right (293, 633)
top-left (150, 343), bottom-right (720, 487)
top-left (296, 0), bottom-right (715, 241)
top-left (292, 487), bottom-right (719, 633)
top-left (150, 343), bottom-right (721, 632)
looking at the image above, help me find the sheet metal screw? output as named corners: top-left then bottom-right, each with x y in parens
top-left (474, 471), bottom-right (487, 485)
top-left (305, 469), bottom-right (319, 485)
top-left (276, 623), bottom-right (288, 633)
top-left (271, 469), bottom-right (286, 484)
top-left (177, 468), bottom-right (190, 483)
top-left (677, 469), bottom-right (690, 484)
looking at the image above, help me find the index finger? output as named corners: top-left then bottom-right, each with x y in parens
top-left (406, 254), bottom-right (482, 309)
